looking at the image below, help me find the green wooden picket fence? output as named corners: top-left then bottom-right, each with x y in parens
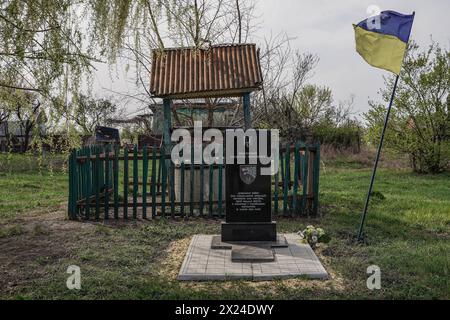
top-left (67, 142), bottom-right (320, 220)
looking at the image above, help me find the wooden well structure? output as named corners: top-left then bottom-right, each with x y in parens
top-left (150, 43), bottom-right (264, 151)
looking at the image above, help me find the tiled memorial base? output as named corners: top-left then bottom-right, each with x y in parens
top-left (178, 234), bottom-right (328, 281)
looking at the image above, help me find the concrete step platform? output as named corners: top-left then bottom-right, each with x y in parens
top-left (210, 235), bottom-right (288, 250)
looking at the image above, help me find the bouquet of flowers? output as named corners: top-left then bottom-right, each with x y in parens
top-left (298, 225), bottom-right (330, 249)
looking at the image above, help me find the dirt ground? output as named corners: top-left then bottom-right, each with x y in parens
top-left (0, 208), bottom-right (93, 295)
top-left (0, 208), bottom-right (346, 299)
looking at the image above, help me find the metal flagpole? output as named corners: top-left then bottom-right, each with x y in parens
top-left (357, 74), bottom-right (399, 241)
top-left (358, 11), bottom-right (416, 241)
top-left (357, 11), bottom-right (415, 242)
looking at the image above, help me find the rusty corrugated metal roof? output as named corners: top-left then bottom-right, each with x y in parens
top-left (150, 44), bottom-right (263, 98)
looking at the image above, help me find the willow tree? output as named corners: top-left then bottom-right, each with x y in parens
top-left (1, 0), bottom-right (258, 148)
top-left (0, 0), bottom-right (102, 152)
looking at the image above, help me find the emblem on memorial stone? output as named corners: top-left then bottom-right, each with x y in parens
top-left (239, 165), bottom-right (257, 185)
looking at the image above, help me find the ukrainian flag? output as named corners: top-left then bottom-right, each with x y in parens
top-left (354, 11), bottom-right (415, 74)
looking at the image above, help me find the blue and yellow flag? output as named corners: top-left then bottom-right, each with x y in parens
top-left (354, 11), bottom-right (415, 74)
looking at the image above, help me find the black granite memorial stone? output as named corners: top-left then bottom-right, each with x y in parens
top-left (222, 130), bottom-right (276, 242)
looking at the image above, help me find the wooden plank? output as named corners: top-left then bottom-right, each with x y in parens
top-left (274, 155), bottom-right (279, 215)
top-left (162, 98), bottom-right (171, 218)
top-left (114, 146), bottom-right (119, 219)
top-left (67, 151), bottom-right (72, 219)
top-left (208, 164), bottom-right (213, 217)
top-left (142, 146), bottom-right (148, 219)
top-left (77, 195), bottom-right (310, 208)
top-left (181, 161), bottom-right (185, 217)
top-left (161, 148), bottom-right (167, 217)
top-left (301, 147), bottom-right (309, 214)
top-left (283, 143), bottom-right (289, 216)
top-left (123, 147), bottom-right (129, 219)
top-left (218, 163), bottom-right (223, 217)
top-left (170, 154), bottom-right (175, 218)
top-left (157, 153), bottom-right (162, 193)
top-left (104, 146), bottom-right (110, 219)
top-left (133, 144), bottom-right (138, 219)
top-left (292, 142), bottom-right (300, 215)
top-left (77, 188), bottom-right (114, 205)
top-left (307, 150), bottom-right (314, 199)
top-left (312, 144), bottom-right (321, 215)
top-left (85, 147), bottom-right (91, 219)
top-left (68, 151), bottom-right (75, 219)
top-left (95, 147), bottom-right (100, 219)
top-left (189, 143), bottom-right (194, 217)
top-left (151, 147), bottom-right (157, 219)
top-left (199, 156), bottom-right (205, 217)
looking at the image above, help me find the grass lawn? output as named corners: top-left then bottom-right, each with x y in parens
top-left (0, 153), bottom-right (449, 299)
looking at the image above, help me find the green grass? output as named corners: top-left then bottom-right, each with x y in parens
top-left (0, 170), bottom-right (67, 219)
top-left (0, 154), bottom-right (448, 299)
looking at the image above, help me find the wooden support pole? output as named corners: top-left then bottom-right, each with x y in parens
top-left (243, 93), bottom-right (251, 130)
top-left (163, 98), bottom-right (172, 217)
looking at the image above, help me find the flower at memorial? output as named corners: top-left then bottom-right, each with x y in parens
top-left (298, 225), bottom-right (331, 249)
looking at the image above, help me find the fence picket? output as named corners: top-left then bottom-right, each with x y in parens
top-left (142, 146), bottom-right (148, 219)
top-left (199, 156), bottom-right (204, 217)
top-left (161, 148), bottom-right (167, 217)
top-left (114, 145), bottom-right (119, 219)
top-left (94, 147), bottom-right (100, 219)
top-left (283, 143), bottom-right (290, 216)
top-left (208, 164), bottom-right (213, 217)
top-left (133, 145), bottom-right (138, 219)
top-left (104, 146), bottom-right (110, 219)
top-left (292, 143), bottom-right (300, 216)
top-left (170, 154), bottom-right (175, 219)
top-left (218, 163), bottom-right (223, 217)
top-left (189, 143), bottom-right (194, 217)
top-left (301, 147), bottom-right (309, 214)
top-left (180, 161), bottom-right (185, 217)
top-left (85, 147), bottom-right (91, 219)
top-left (151, 147), bottom-right (157, 219)
top-left (123, 147), bottom-right (129, 219)
top-left (313, 144), bottom-right (321, 215)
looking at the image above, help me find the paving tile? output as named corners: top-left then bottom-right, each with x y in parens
top-left (177, 234), bottom-right (328, 281)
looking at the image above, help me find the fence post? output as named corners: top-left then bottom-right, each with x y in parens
top-left (189, 143), bottom-right (194, 217)
top-left (208, 164), bottom-right (213, 217)
top-left (133, 144), bottom-right (138, 219)
top-left (170, 152), bottom-right (175, 219)
top-left (161, 147), bottom-right (167, 217)
top-left (292, 142), bottom-right (300, 216)
top-left (151, 147), bottom-right (157, 219)
top-left (104, 145), bottom-right (110, 219)
top-left (218, 163), bottom-right (223, 218)
top-left (123, 147), bottom-right (129, 219)
top-left (142, 145), bottom-right (148, 219)
top-left (274, 149), bottom-right (279, 215)
top-left (114, 145), bottom-right (119, 219)
top-left (67, 151), bottom-right (72, 219)
top-left (84, 147), bottom-right (91, 219)
top-left (313, 143), bottom-right (321, 215)
top-left (200, 154), bottom-right (205, 217)
top-left (68, 150), bottom-right (76, 219)
top-left (80, 148), bottom-right (86, 218)
top-left (283, 143), bottom-right (290, 216)
top-left (180, 160), bottom-right (185, 217)
top-left (95, 147), bottom-right (100, 219)
top-left (301, 146), bottom-right (309, 214)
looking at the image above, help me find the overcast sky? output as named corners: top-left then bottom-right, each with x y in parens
top-left (92, 0), bottom-right (450, 119)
